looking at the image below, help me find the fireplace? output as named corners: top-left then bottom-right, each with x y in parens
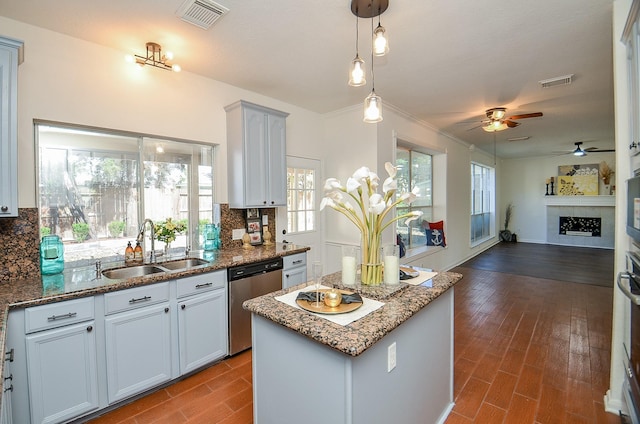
top-left (559, 216), bottom-right (601, 237)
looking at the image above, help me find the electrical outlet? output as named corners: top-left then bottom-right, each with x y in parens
top-left (262, 215), bottom-right (268, 225)
top-left (232, 229), bottom-right (246, 240)
top-left (387, 342), bottom-right (396, 372)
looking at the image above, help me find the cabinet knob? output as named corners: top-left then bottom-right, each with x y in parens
top-left (181, 304), bottom-right (186, 310)
top-left (4, 349), bottom-right (13, 363)
top-left (263, 201), bottom-right (267, 205)
top-left (165, 307), bottom-right (170, 313)
top-left (285, 274), bottom-right (290, 278)
top-left (86, 325), bottom-right (93, 332)
top-left (0, 206), bottom-right (7, 212)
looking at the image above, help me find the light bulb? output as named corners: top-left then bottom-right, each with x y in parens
top-left (349, 55), bottom-right (366, 86)
top-left (172, 64), bottom-right (181, 72)
top-left (373, 24), bottom-right (389, 56)
top-left (363, 91), bottom-right (383, 123)
top-left (165, 51), bottom-right (174, 61)
top-left (125, 54), bottom-right (135, 64)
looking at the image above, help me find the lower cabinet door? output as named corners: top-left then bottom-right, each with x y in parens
top-left (26, 321), bottom-right (98, 424)
top-left (105, 304), bottom-right (172, 404)
top-left (283, 266), bottom-right (307, 289)
top-left (178, 289), bottom-right (228, 375)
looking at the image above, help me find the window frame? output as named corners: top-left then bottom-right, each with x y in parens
top-left (35, 121), bottom-right (217, 267)
top-left (470, 161), bottom-right (495, 246)
top-left (395, 146), bottom-right (433, 249)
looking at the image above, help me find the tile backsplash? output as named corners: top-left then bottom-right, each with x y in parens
top-left (0, 205), bottom-right (277, 283)
top-left (0, 208), bottom-right (40, 282)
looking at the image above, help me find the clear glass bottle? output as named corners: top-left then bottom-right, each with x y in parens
top-left (40, 235), bottom-right (64, 275)
top-left (203, 224), bottom-right (220, 251)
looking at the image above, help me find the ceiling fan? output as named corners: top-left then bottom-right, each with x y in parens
top-left (461, 107), bottom-right (543, 132)
top-left (564, 141), bottom-right (615, 157)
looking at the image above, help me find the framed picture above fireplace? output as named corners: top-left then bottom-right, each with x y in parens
top-left (557, 163), bottom-right (599, 195)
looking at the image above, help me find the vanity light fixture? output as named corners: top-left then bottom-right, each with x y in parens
top-left (125, 42), bottom-right (181, 72)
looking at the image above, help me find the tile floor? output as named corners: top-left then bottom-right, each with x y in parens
top-left (86, 266), bottom-right (619, 423)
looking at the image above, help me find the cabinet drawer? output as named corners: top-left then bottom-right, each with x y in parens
top-left (104, 282), bottom-right (169, 315)
top-left (176, 270), bottom-right (226, 299)
top-left (283, 253), bottom-right (306, 270)
top-left (25, 297), bottom-right (94, 333)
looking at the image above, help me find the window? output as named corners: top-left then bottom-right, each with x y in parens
top-left (286, 165), bottom-right (316, 233)
top-left (470, 162), bottom-right (495, 244)
top-left (37, 123), bottom-right (215, 266)
top-left (396, 148), bottom-right (432, 248)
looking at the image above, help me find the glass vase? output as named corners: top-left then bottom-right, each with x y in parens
top-left (361, 232), bottom-right (383, 285)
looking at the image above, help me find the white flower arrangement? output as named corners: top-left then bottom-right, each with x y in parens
top-left (320, 162), bottom-right (423, 284)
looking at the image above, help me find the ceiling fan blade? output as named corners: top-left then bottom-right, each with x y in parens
top-left (457, 119), bottom-right (490, 125)
top-left (504, 120), bottom-right (520, 128)
top-left (592, 149), bottom-right (615, 152)
top-left (466, 124), bottom-right (484, 131)
top-left (507, 112), bottom-right (543, 120)
top-left (584, 147), bottom-right (598, 152)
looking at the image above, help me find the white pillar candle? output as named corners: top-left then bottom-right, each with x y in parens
top-left (384, 254), bottom-right (399, 286)
top-left (342, 256), bottom-right (357, 286)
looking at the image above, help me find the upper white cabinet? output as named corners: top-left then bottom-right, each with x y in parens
top-left (0, 37), bottom-right (22, 218)
top-left (225, 100), bottom-right (289, 208)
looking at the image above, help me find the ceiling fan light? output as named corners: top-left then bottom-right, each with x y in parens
top-left (349, 55), bottom-right (366, 86)
top-left (482, 121), bottom-right (507, 132)
top-left (373, 24), bottom-right (389, 56)
top-left (573, 147), bottom-right (586, 157)
top-left (364, 90), bottom-right (383, 123)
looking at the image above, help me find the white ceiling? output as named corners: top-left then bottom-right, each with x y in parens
top-left (0, 0), bottom-right (615, 159)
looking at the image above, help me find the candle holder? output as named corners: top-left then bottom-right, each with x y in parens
top-left (550, 181), bottom-right (555, 195)
top-left (545, 183), bottom-right (549, 196)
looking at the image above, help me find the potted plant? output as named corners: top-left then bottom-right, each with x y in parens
top-left (499, 203), bottom-right (514, 242)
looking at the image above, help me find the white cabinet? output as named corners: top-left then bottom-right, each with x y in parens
top-left (24, 297), bottom-right (99, 424)
top-left (283, 252), bottom-right (307, 289)
top-left (0, 37), bottom-right (22, 218)
top-left (176, 271), bottom-right (227, 375)
top-left (104, 282), bottom-right (172, 404)
top-left (225, 100), bottom-right (289, 208)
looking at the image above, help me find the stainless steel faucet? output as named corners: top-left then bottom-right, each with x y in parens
top-left (137, 218), bottom-right (156, 263)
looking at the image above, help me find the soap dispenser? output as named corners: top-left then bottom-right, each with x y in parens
top-left (125, 241), bottom-right (134, 264)
top-left (134, 241), bottom-right (143, 263)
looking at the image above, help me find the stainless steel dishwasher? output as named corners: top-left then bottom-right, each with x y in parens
top-left (228, 257), bottom-right (283, 355)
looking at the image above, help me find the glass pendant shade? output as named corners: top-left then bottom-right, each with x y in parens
top-left (373, 24), bottom-right (389, 56)
top-left (363, 90), bottom-right (383, 123)
top-left (349, 55), bottom-right (366, 86)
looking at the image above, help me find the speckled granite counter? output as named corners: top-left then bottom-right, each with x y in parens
top-left (243, 270), bottom-right (462, 357)
top-left (247, 270), bottom-right (463, 424)
top-left (0, 243), bottom-right (309, 398)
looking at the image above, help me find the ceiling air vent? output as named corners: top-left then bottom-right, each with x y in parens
top-left (538, 74), bottom-right (574, 88)
top-left (177, 0), bottom-right (228, 30)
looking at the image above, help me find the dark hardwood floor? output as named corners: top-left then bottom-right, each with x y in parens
top-left (460, 242), bottom-right (614, 287)
top-left (87, 242), bottom-right (617, 423)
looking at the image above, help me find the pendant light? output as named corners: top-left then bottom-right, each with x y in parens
top-left (372, 13), bottom-right (389, 56)
top-left (349, 13), bottom-right (366, 86)
top-left (363, 17), bottom-right (382, 123)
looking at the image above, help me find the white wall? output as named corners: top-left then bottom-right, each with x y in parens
top-left (1, 16), bottom-right (324, 208)
top-left (500, 153), bottom-right (615, 244)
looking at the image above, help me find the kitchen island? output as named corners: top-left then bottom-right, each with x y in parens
top-left (243, 271), bottom-right (462, 424)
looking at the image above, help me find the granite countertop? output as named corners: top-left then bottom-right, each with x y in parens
top-left (243, 270), bottom-right (463, 357)
top-left (0, 243), bottom-right (309, 380)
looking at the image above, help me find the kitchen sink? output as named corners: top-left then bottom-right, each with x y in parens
top-left (102, 265), bottom-right (166, 280)
top-left (161, 258), bottom-right (209, 270)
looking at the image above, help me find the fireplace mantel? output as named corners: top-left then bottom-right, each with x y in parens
top-left (544, 195), bottom-right (615, 207)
